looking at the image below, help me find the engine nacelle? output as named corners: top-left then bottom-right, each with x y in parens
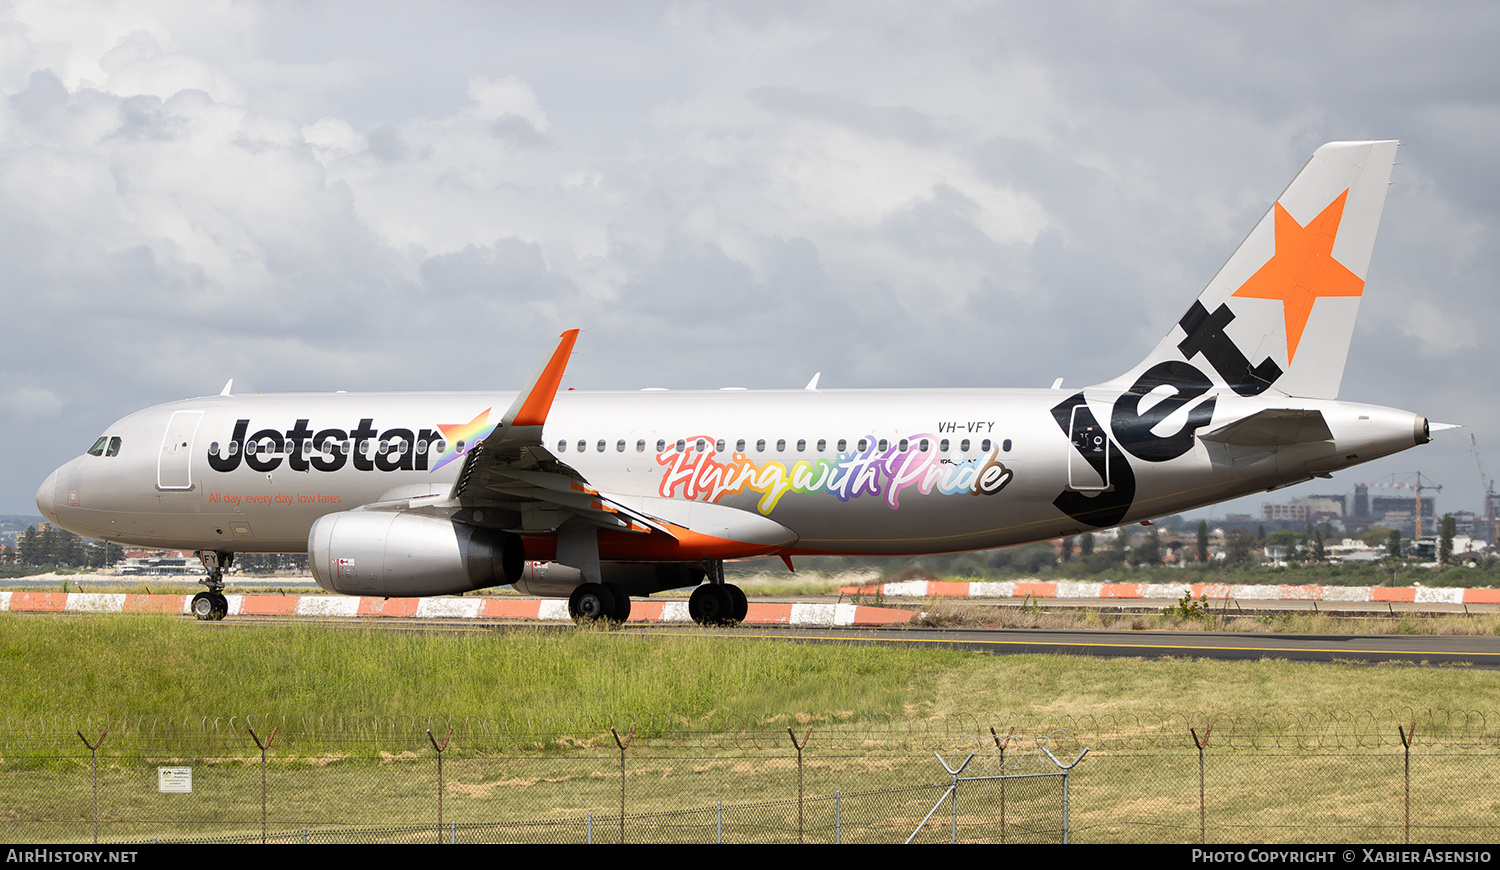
top-left (309, 511), bottom-right (523, 597)
top-left (512, 561), bottom-right (707, 598)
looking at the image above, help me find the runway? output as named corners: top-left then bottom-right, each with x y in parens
top-left (6, 586), bottom-right (1499, 668)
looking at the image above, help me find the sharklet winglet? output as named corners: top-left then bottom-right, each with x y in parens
top-left (504, 329), bottom-right (580, 430)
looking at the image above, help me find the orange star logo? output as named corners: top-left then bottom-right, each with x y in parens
top-left (1231, 189), bottom-right (1363, 362)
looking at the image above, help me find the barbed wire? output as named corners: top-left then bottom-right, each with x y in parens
top-left (1, 708), bottom-right (1495, 755)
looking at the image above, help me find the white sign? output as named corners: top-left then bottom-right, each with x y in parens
top-left (158, 767), bottom-right (192, 793)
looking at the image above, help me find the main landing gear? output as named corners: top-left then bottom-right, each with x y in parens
top-left (567, 581), bottom-right (632, 624)
top-left (688, 560), bottom-right (748, 626)
top-left (191, 551), bottom-right (232, 621)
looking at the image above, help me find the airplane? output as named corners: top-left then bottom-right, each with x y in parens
top-left (36, 140), bottom-right (1440, 624)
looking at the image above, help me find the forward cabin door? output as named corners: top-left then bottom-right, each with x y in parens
top-left (158, 410), bottom-right (203, 491)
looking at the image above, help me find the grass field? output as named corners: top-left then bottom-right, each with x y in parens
top-left (3, 613), bottom-right (1499, 843)
top-left (3, 613), bottom-right (1498, 729)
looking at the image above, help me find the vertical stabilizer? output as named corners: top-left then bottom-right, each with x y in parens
top-left (1109, 140), bottom-right (1398, 400)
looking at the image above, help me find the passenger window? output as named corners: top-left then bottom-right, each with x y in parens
top-left (576, 440), bottom-right (586, 453)
top-left (960, 439), bottom-right (970, 452)
top-left (776, 439), bottom-right (786, 452)
top-left (696, 438), bottom-right (706, 452)
top-left (837, 439), bottom-right (847, 452)
top-left (636, 440), bottom-right (646, 452)
top-left (1003, 439), bottom-right (1012, 452)
top-left (736, 439), bottom-right (746, 452)
top-left (756, 439), bottom-right (766, 452)
top-left (557, 440), bottom-right (567, 452)
top-left (878, 439), bottom-right (888, 452)
top-left (416, 440), bottom-right (427, 454)
top-left (378, 440), bottom-right (390, 454)
top-left (208, 441), bottom-right (220, 456)
top-left (858, 438), bottom-right (869, 452)
top-left (715, 439), bottom-right (726, 452)
top-left (657, 439), bottom-right (666, 452)
top-left (981, 439), bottom-right (991, 452)
top-left (919, 439), bottom-right (929, 452)
top-left (676, 439), bottom-right (686, 452)
top-left (898, 439), bottom-right (908, 452)
top-left (796, 439), bottom-right (806, 452)
top-left (940, 439), bottom-right (950, 452)
top-left (596, 439), bottom-right (605, 452)
top-left (816, 439), bottom-right (826, 452)
top-left (616, 440), bottom-right (626, 452)
top-left (245, 442), bottom-right (258, 456)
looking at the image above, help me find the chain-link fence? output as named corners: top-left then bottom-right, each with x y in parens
top-left (3, 710), bottom-right (1497, 843)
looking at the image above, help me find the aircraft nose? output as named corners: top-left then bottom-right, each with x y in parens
top-left (36, 468), bottom-right (60, 525)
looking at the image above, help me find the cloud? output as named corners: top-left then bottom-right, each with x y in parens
top-left (0, 1), bottom-right (1496, 521)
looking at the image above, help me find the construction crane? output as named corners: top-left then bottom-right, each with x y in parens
top-left (1360, 472), bottom-right (1443, 539)
top-left (1471, 435), bottom-right (1499, 542)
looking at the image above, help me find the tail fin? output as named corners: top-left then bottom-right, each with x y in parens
top-left (1111, 140), bottom-right (1398, 400)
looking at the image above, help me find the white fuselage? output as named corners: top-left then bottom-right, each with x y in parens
top-left (36, 384), bottom-right (1427, 559)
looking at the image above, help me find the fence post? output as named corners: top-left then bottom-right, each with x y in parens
top-left (786, 726), bottom-right (811, 843)
top-left (427, 728), bottom-right (452, 844)
top-left (835, 790), bottom-right (841, 844)
top-left (248, 725), bottom-right (278, 844)
top-left (1040, 745), bottom-right (1090, 845)
top-left (991, 726), bottom-right (1014, 844)
top-left (1191, 726), bottom-right (1213, 844)
top-left (1398, 721), bottom-right (1416, 845)
top-left (611, 726), bottom-right (634, 844)
top-left (75, 726), bottom-right (108, 845)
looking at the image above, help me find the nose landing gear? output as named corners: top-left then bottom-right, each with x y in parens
top-left (192, 551), bottom-right (233, 621)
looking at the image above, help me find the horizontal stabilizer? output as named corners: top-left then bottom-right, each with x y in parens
top-left (1200, 409), bottom-right (1333, 447)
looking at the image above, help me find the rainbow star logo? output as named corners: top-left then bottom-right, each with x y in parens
top-left (429, 408), bottom-right (497, 472)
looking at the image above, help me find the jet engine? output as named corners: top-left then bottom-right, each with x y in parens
top-left (309, 512), bottom-right (523, 596)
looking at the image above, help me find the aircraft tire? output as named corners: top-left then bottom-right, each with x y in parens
top-left (569, 583), bottom-right (616, 623)
top-left (191, 593), bottom-right (216, 621)
top-left (210, 593), bottom-right (228, 621)
top-left (724, 584), bottom-right (748, 623)
top-left (688, 584), bottom-right (733, 626)
top-left (604, 582), bottom-right (631, 623)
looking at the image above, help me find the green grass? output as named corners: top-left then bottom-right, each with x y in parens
top-left (0, 615), bottom-right (962, 728)
top-left (3, 613), bottom-right (1499, 731)
top-left (3, 613), bottom-right (1499, 843)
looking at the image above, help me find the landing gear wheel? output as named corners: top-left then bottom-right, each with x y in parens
top-left (689, 584), bottom-right (734, 626)
top-left (724, 584), bottom-right (748, 623)
top-left (569, 583), bottom-right (617, 623)
top-left (194, 550), bottom-right (233, 621)
top-left (604, 582), bottom-right (631, 623)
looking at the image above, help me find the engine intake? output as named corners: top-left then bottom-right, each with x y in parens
top-left (309, 512), bottom-right (522, 597)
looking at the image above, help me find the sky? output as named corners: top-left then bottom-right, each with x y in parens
top-left (2, 1), bottom-right (1497, 528)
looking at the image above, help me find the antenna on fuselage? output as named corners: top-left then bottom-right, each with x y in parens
top-left (804, 373), bottom-right (821, 391)
top-left (219, 379), bottom-right (233, 397)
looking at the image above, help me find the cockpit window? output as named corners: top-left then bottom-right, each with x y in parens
top-left (87, 436), bottom-right (108, 457)
top-left (105, 437), bottom-right (122, 457)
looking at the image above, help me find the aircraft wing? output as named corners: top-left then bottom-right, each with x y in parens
top-left (425, 331), bottom-right (794, 550)
top-left (427, 329), bottom-right (647, 534)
